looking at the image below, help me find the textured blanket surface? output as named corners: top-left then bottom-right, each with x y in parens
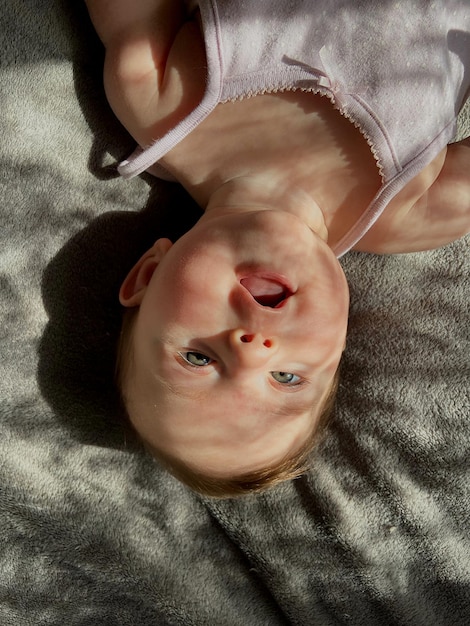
top-left (1, 2), bottom-right (469, 625)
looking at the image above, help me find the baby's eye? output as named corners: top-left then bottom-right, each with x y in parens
top-left (179, 351), bottom-right (213, 367)
top-left (271, 371), bottom-right (302, 385)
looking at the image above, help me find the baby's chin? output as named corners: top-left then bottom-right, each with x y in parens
top-left (193, 205), bottom-right (330, 265)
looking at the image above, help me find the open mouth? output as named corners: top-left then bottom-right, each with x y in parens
top-left (240, 275), bottom-right (292, 308)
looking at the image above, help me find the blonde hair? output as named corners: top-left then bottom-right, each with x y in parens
top-left (116, 307), bottom-right (340, 498)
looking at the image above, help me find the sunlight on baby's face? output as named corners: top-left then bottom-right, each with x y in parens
top-left (120, 208), bottom-right (349, 477)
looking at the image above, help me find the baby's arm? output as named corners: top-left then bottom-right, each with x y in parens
top-left (86, 1), bottom-right (204, 148)
top-left (355, 139), bottom-right (470, 254)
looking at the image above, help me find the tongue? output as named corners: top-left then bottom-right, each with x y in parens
top-left (240, 276), bottom-right (286, 306)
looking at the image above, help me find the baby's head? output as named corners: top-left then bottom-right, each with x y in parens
top-left (116, 206), bottom-right (349, 497)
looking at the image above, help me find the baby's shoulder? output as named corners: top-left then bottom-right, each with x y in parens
top-left (113, 7), bottom-right (207, 149)
top-left (354, 143), bottom-right (470, 254)
top-left (145, 14), bottom-right (206, 144)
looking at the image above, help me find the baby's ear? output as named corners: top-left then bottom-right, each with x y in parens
top-left (119, 238), bottom-right (173, 307)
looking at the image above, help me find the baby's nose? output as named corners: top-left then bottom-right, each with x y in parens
top-left (229, 329), bottom-right (278, 367)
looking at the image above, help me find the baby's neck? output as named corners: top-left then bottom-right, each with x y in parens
top-left (205, 176), bottom-right (329, 241)
top-left (162, 91), bottom-right (381, 247)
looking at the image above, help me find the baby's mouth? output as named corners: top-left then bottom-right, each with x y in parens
top-left (240, 275), bottom-right (292, 308)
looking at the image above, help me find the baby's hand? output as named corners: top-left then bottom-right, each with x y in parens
top-left (86, 0), bottom-right (183, 50)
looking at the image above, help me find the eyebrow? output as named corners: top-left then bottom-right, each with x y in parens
top-left (152, 372), bottom-right (315, 417)
top-left (152, 373), bottom-right (213, 402)
top-left (272, 401), bottom-right (315, 418)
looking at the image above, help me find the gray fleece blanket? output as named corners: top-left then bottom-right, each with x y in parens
top-left (1, 3), bottom-right (469, 625)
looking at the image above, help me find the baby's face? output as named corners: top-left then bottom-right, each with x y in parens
top-left (120, 208), bottom-right (349, 478)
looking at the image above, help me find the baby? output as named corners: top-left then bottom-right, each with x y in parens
top-left (86, 0), bottom-right (470, 497)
